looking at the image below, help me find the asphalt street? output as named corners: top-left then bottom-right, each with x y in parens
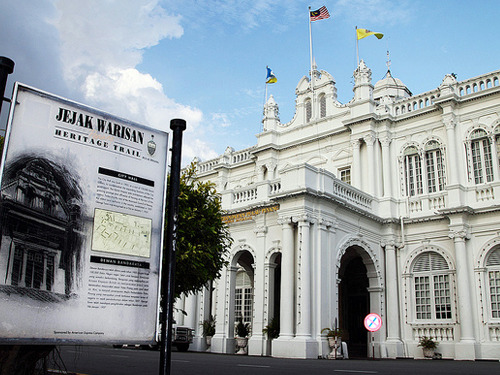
top-left (53, 345), bottom-right (499, 375)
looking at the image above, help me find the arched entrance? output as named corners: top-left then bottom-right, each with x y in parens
top-left (339, 247), bottom-right (369, 358)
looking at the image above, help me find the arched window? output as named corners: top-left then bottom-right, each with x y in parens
top-left (412, 251), bottom-right (452, 320)
top-left (424, 141), bottom-right (446, 193)
top-left (469, 129), bottom-right (493, 184)
top-left (305, 100), bottom-right (312, 123)
top-left (235, 268), bottom-right (253, 324)
top-left (486, 246), bottom-right (500, 318)
top-left (404, 146), bottom-right (423, 196)
top-left (319, 95), bottom-right (326, 118)
top-left (495, 126), bottom-right (500, 175)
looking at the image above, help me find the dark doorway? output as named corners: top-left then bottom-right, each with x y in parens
top-left (339, 250), bottom-right (369, 358)
top-left (272, 253), bottom-right (281, 327)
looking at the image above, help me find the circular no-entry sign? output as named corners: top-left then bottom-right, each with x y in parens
top-left (364, 313), bottom-right (382, 332)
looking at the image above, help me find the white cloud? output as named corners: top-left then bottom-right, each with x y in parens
top-left (211, 113), bottom-right (232, 128)
top-left (48, 0), bottom-right (219, 162)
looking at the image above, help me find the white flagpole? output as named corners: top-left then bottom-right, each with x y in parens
top-left (309, 7), bottom-right (314, 77)
top-left (356, 26), bottom-right (360, 67)
top-left (308, 7), bottom-right (315, 117)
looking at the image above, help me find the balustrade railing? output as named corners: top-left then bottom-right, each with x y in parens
top-left (413, 325), bottom-right (455, 342)
top-left (458, 71), bottom-right (500, 97)
top-left (332, 178), bottom-right (372, 210)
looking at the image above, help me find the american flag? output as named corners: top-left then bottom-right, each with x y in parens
top-left (310, 6), bottom-right (330, 22)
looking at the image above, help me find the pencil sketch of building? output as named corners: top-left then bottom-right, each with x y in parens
top-left (0, 155), bottom-right (83, 303)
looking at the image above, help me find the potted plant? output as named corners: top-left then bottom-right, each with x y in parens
top-left (235, 317), bottom-right (251, 355)
top-left (321, 327), bottom-right (343, 359)
top-left (418, 336), bottom-right (438, 358)
top-left (201, 315), bottom-right (216, 347)
top-left (262, 317), bottom-right (279, 340)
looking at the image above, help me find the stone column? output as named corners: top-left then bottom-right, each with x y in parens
top-left (380, 137), bottom-right (392, 197)
top-left (272, 217), bottom-right (297, 358)
top-left (184, 293), bottom-right (198, 330)
top-left (449, 229), bottom-right (476, 360)
top-left (211, 265), bottom-right (238, 354)
top-left (277, 217), bottom-right (295, 339)
top-left (383, 241), bottom-right (400, 340)
top-left (381, 239), bottom-right (404, 357)
top-left (315, 218), bottom-right (335, 357)
top-left (296, 218), bottom-right (312, 338)
top-left (444, 117), bottom-right (458, 185)
top-left (364, 134), bottom-right (377, 196)
top-left (248, 226), bottom-right (267, 356)
top-left (351, 139), bottom-right (361, 189)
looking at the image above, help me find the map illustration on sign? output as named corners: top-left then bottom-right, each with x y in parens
top-left (91, 208), bottom-right (152, 258)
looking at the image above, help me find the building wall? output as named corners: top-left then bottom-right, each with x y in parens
top-left (182, 63), bottom-right (500, 360)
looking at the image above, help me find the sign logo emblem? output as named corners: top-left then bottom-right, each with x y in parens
top-left (147, 135), bottom-right (156, 156)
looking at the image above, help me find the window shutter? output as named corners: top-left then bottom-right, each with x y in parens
top-left (413, 252), bottom-right (449, 273)
top-left (486, 247), bottom-right (500, 266)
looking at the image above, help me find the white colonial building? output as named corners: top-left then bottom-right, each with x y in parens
top-left (174, 61), bottom-right (500, 361)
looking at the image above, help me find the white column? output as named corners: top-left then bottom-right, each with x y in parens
top-left (381, 238), bottom-right (406, 358)
top-left (449, 229), bottom-right (476, 360)
top-left (450, 230), bottom-right (474, 340)
top-left (351, 139), bottom-right (361, 189)
top-left (380, 137), bottom-right (392, 197)
top-left (383, 241), bottom-right (401, 344)
top-left (296, 218), bottom-right (312, 338)
top-left (248, 226), bottom-right (267, 356)
top-left (278, 218), bottom-right (295, 339)
top-left (364, 134), bottom-right (377, 196)
top-left (184, 293), bottom-right (198, 329)
top-left (211, 265), bottom-right (237, 354)
top-left (315, 218), bottom-right (335, 357)
top-left (444, 118), bottom-right (458, 185)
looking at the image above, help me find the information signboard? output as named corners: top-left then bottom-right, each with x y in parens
top-left (0, 83), bottom-right (168, 344)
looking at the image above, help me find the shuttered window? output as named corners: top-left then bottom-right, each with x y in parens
top-left (305, 100), bottom-right (312, 123)
top-left (425, 141), bottom-right (446, 193)
top-left (487, 247), bottom-right (500, 318)
top-left (469, 129), bottom-right (493, 184)
top-left (413, 252), bottom-right (452, 320)
top-left (404, 146), bottom-right (423, 196)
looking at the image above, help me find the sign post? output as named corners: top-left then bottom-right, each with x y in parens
top-left (364, 313), bottom-right (382, 360)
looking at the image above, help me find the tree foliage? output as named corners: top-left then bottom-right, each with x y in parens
top-left (168, 162), bottom-right (232, 298)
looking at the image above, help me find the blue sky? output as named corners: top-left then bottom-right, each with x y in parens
top-left (1, 0), bottom-right (499, 165)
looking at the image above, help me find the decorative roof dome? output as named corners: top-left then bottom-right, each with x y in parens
top-left (373, 70), bottom-right (412, 102)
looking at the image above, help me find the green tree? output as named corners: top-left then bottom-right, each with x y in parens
top-left (168, 161), bottom-right (232, 298)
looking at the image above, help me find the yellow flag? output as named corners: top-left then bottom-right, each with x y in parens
top-left (356, 28), bottom-right (384, 40)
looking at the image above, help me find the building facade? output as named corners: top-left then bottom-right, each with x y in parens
top-left (175, 62), bottom-right (500, 360)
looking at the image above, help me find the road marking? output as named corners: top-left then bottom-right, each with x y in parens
top-left (237, 364), bottom-right (271, 368)
top-left (334, 371), bottom-right (378, 374)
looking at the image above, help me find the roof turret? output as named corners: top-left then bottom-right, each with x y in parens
top-left (373, 70), bottom-right (412, 102)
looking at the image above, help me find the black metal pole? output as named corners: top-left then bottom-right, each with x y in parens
top-left (0, 56), bottom-right (15, 119)
top-left (159, 119), bottom-right (186, 375)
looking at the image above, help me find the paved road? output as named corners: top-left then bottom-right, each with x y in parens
top-left (54, 346), bottom-right (499, 375)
